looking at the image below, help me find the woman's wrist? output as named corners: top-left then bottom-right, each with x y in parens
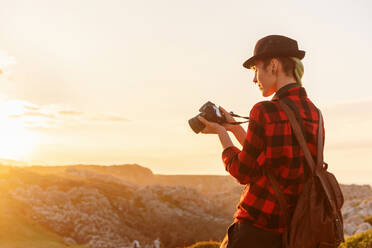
top-left (230, 124), bottom-right (243, 133)
top-left (217, 128), bottom-right (234, 149)
top-left (231, 125), bottom-right (246, 146)
top-left (216, 126), bottom-right (227, 134)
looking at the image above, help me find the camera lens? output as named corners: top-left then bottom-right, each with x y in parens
top-left (188, 115), bottom-right (205, 133)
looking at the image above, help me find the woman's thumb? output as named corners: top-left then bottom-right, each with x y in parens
top-left (197, 115), bottom-right (207, 124)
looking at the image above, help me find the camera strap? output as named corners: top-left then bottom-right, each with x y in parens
top-left (228, 112), bottom-right (250, 125)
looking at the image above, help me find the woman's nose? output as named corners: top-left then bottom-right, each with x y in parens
top-left (253, 72), bottom-right (257, 83)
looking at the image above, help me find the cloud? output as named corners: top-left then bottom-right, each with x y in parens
top-left (9, 111), bottom-right (56, 119)
top-left (24, 105), bottom-right (41, 111)
top-left (58, 110), bottom-right (83, 116)
top-left (88, 113), bottom-right (130, 122)
top-left (0, 98), bottom-right (130, 129)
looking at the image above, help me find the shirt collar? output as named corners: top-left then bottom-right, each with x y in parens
top-left (271, 82), bottom-right (307, 101)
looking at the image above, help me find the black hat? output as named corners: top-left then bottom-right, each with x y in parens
top-left (243, 35), bottom-right (305, 69)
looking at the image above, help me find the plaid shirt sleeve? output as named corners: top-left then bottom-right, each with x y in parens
top-left (222, 103), bottom-right (266, 184)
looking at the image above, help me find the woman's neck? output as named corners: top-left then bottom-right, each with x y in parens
top-left (275, 75), bottom-right (298, 91)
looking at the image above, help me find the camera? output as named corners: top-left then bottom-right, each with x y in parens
top-left (188, 101), bottom-right (227, 133)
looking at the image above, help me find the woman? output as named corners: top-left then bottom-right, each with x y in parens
top-left (197, 35), bottom-right (324, 248)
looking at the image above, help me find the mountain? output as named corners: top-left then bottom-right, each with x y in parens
top-left (0, 158), bottom-right (29, 166)
top-left (24, 163), bottom-right (240, 195)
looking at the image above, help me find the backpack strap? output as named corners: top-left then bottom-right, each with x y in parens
top-left (316, 109), bottom-right (324, 169)
top-left (264, 100), bottom-right (322, 229)
top-left (280, 101), bottom-right (337, 206)
top-left (282, 98), bottom-right (308, 143)
top-left (278, 101), bottom-right (317, 175)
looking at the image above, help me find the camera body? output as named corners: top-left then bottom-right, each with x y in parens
top-left (188, 101), bottom-right (227, 133)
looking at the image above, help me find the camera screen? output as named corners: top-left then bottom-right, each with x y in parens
top-left (213, 105), bottom-right (222, 118)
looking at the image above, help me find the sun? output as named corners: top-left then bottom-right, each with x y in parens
top-left (0, 101), bottom-right (37, 161)
top-left (0, 118), bottom-right (36, 160)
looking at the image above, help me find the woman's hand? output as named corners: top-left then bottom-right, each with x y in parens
top-left (197, 115), bottom-right (235, 149)
top-left (197, 116), bottom-right (225, 134)
top-left (219, 106), bottom-right (238, 132)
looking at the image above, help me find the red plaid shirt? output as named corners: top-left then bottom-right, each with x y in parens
top-left (222, 83), bottom-right (325, 233)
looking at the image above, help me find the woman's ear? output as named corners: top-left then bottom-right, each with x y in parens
top-left (271, 58), bottom-right (279, 74)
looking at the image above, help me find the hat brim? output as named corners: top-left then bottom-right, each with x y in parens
top-left (243, 50), bottom-right (306, 69)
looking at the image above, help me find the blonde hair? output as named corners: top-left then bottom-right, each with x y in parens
top-left (262, 57), bottom-right (305, 86)
top-left (290, 57), bottom-right (304, 86)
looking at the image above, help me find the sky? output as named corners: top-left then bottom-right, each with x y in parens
top-left (0, 0), bottom-right (371, 185)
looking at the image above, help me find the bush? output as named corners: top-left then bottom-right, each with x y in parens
top-left (339, 229), bottom-right (372, 248)
top-left (185, 229), bottom-right (372, 248)
top-left (364, 216), bottom-right (372, 226)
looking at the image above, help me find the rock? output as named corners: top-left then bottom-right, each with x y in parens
top-left (359, 208), bottom-right (368, 216)
top-left (154, 239), bottom-right (160, 248)
top-left (354, 222), bottom-right (372, 234)
top-left (132, 240), bottom-right (141, 248)
top-left (63, 237), bottom-right (77, 245)
top-left (346, 214), bottom-right (364, 226)
top-left (344, 223), bottom-right (356, 236)
top-left (340, 184), bottom-right (372, 201)
top-left (342, 207), bottom-right (357, 219)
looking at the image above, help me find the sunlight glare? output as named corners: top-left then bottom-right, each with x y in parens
top-left (0, 100), bottom-right (37, 161)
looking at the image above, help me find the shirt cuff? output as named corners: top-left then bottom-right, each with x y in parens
top-left (222, 146), bottom-right (241, 169)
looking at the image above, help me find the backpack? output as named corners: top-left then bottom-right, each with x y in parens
top-left (264, 100), bottom-right (345, 248)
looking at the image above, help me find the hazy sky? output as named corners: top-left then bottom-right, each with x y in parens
top-left (0, 0), bottom-right (371, 185)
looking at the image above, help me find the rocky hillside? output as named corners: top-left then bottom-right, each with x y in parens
top-left (23, 164), bottom-right (240, 195)
top-left (2, 166), bottom-right (233, 248)
top-left (1, 164), bottom-right (371, 247)
top-left (340, 184), bottom-right (372, 236)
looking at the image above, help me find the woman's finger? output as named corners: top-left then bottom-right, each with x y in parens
top-left (219, 106), bottom-right (232, 117)
top-left (219, 106), bottom-right (228, 114)
top-left (219, 106), bottom-right (235, 122)
top-left (197, 116), bottom-right (208, 124)
top-left (197, 116), bottom-right (214, 133)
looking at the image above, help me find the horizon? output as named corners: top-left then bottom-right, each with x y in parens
top-left (0, 0), bottom-right (371, 186)
top-left (1, 160), bottom-right (371, 187)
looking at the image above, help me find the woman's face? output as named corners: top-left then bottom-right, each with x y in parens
top-left (251, 60), bottom-right (277, 97)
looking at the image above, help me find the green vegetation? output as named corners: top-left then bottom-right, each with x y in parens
top-left (339, 229), bottom-right (372, 248)
top-left (0, 193), bottom-right (87, 248)
top-left (183, 241), bottom-right (221, 248)
top-left (2, 165), bottom-right (371, 248)
top-left (185, 230), bottom-right (372, 248)
top-left (0, 165), bottom-right (231, 247)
